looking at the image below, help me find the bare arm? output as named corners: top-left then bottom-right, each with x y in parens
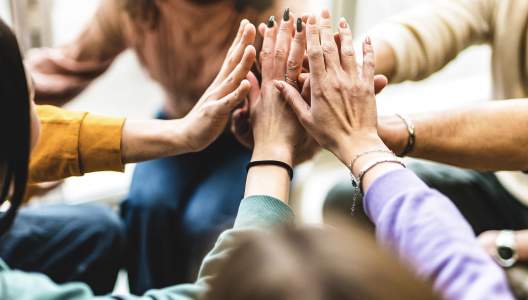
top-left (27, 0), bottom-right (127, 105)
top-left (378, 100), bottom-right (528, 171)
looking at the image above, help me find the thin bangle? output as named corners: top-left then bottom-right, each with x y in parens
top-left (349, 149), bottom-right (394, 172)
top-left (246, 160), bottom-right (294, 180)
top-left (395, 113), bottom-right (415, 157)
top-left (356, 158), bottom-right (406, 193)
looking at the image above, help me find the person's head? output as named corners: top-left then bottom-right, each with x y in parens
top-left (204, 222), bottom-right (439, 300)
top-left (122, 0), bottom-right (273, 27)
top-left (0, 18), bottom-right (40, 234)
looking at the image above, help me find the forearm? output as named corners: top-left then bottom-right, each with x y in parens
top-left (244, 144), bottom-right (293, 203)
top-left (379, 100), bottom-right (528, 171)
top-left (121, 119), bottom-right (190, 164)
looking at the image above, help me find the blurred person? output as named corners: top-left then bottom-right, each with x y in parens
top-left (1, 11), bottom-right (515, 300)
top-left (26, 0), bottom-right (304, 292)
top-left (0, 16), bottom-right (255, 295)
top-left (325, 0), bottom-right (528, 240)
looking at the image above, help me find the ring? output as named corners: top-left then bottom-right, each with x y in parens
top-left (284, 73), bottom-right (298, 88)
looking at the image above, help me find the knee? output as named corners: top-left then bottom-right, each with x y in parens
top-left (78, 205), bottom-right (125, 254)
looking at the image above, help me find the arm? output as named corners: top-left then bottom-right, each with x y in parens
top-left (378, 100), bottom-right (528, 171)
top-left (278, 11), bottom-right (514, 300)
top-left (26, 0), bottom-right (127, 105)
top-left (29, 20), bottom-right (257, 184)
top-left (370, 0), bottom-right (495, 82)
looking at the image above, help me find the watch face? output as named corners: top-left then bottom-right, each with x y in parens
top-left (498, 246), bottom-right (514, 260)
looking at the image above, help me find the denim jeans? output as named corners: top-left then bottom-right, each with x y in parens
top-left (324, 160), bottom-right (528, 236)
top-left (122, 129), bottom-right (251, 294)
top-left (0, 203), bottom-right (125, 295)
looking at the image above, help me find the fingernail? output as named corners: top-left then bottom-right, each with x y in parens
top-left (283, 8), bottom-right (290, 21)
top-left (267, 16), bottom-right (275, 28)
top-left (296, 18), bottom-right (302, 32)
top-left (321, 8), bottom-right (330, 18)
top-left (273, 80), bottom-right (284, 89)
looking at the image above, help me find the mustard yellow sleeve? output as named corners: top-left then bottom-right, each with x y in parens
top-left (369, 0), bottom-right (495, 83)
top-left (29, 105), bottom-right (125, 184)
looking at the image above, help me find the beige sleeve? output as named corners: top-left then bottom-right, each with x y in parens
top-left (369, 0), bottom-right (495, 82)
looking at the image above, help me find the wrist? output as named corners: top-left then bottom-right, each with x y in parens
top-left (166, 119), bottom-right (195, 155)
top-left (377, 115), bottom-right (408, 155)
top-left (252, 143), bottom-right (294, 166)
top-left (334, 132), bottom-right (389, 166)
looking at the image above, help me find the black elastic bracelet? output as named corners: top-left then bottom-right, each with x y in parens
top-left (246, 160), bottom-right (294, 180)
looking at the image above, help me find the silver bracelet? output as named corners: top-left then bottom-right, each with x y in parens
top-left (349, 149), bottom-right (394, 173)
top-left (351, 158), bottom-right (406, 194)
top-left (395, 113), bottom-right (416, 157)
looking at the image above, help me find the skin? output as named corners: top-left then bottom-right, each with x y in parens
top-left (245, 10), bottom-right (310, 201)
top-left (272, 10), bottom-right (403, 194)
top-left (27, 20), bottom-right (256, 165)
top-left (377, 100), bottom-right (528, 171)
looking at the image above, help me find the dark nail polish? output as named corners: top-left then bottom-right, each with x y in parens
top-left (296, 18), bottom-right (302, 32)
top-left (267, 16), bottom-right (275, 28)
top-left (283, 8), bottom-right (290, 21)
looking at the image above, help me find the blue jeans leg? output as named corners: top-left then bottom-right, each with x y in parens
top-left (0, 203), bottom-right (125, 295)
top-left (122, 133), bottom-right (251, 294)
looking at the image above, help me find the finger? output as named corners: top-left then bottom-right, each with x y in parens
top-left (319, 9), bottom-right (340, 72)
top-left (217, 79), bottom-right (252, 113)
top-left (338, 17), bottom-right (358, 76)
top-left (226, 19), bottom-right (249, 56)
top-left (258, 22), bottom-right (267, 37)
top-left (218, 22), bottom-right (256, 80)
top-left (217, 46), bottom-right (256, 96)
top-left (306, 14), bottom-right (325, 80)
top-left (300, 76), bottom-right (311, 105)
top-left (246, 71), bottom-right (260, 106)
top-left (273, 8), bottom-right (295, 79)
top-left (286, 17), bottom-right (306, 87)
top-left (374, 74), bottom-right (388, 94)
top-left (274, 80), bottom-right (312, 124)
top-left (298, 73), bottom-right (309, 87)
top-left (362, 36), bottom-right (375, 84)
top-left (261, 16), bottom-right (278, 82)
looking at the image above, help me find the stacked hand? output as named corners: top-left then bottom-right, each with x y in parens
top-left (247, 11), bottom-right (317, 166)
top-left (274, 11), bottom-right (391, 173)
top-left (179, 20), bottom-right (256, 153)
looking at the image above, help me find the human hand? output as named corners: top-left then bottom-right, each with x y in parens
top-left (248, 10), bottom-right (316, 166)
top-left (179, 20), bottom-right (256, 152)
top-left (275, 11), bottom-right (388, 166)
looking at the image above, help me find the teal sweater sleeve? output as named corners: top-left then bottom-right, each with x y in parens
top-left (0, 196), bottom-right (293, 300)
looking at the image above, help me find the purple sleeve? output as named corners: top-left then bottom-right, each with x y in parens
top-left (364, 169), bottom-right (514, 300)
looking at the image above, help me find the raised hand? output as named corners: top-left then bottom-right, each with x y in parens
top-left (179, 20), bottom-right (256, 152)
top-left (275, 11), bottom-right (388, 167)
top-left (248, 10), bottom-right (317, 166)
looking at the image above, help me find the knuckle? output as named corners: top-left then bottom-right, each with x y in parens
top-left (321, 43), bottom-right (336, 54)
top-left (260, 48), bottom-right (273, 60)
top-left (341, 46), bottom-right (355, 57)
top-left (287, 59), bottom-right (300, 71)
top-left (274, 48), bottom-right (287, 60)
top-left (307, 48), bottom-right (323, 60)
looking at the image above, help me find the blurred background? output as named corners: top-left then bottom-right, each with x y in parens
top-left (0, 0), bottom-right (491, 294)
top-left (0, 0), bottom-right (490, 221)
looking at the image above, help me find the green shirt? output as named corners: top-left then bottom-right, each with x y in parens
top-left (0, 196), bottom-right (293, 300)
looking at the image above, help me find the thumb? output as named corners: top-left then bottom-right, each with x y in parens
top-left (273, 80), bottom-right (311, 123)
top-left (374, 74), bottom-right (388, 95)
